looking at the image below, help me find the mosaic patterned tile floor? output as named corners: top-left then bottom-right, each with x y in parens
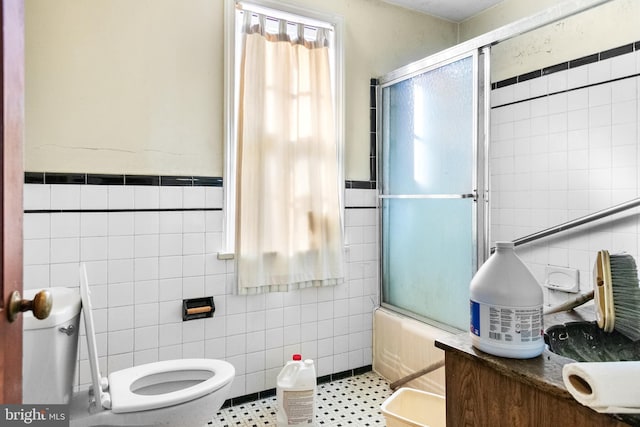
top-left (207, 371), bottom-right (393, 427)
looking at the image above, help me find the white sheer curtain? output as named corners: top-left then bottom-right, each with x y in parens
top-left (236, 11), bottom-right (344, 294)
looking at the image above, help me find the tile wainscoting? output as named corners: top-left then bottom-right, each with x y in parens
top-left (490, 41), bottom-right (640, 305)
top-left (22, 175), bottom-right (379, 400)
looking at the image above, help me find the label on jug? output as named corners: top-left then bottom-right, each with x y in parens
top-left (470, 300), bottom-right (543, 343)
top-left (283, 389), bottom-right (314, 424)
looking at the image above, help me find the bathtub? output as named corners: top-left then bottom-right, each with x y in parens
top-left (373, 308), bottom-right (451, 395)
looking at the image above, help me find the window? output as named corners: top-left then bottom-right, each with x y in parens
top-left (224, 0), bottom-right (345, 294)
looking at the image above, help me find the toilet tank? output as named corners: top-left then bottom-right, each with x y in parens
top-left (23, 287), bottom-right (81, 404)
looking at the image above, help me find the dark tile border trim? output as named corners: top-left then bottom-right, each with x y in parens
top-left (24, 172), bottom-right (45, 184)
top-left (495, 76), bottom-right (517, 88)
top-left (346, 180), bottom-right (376, 189)
top-left (160, 176), bottom-right (194, 186)
top-left (517, 69), bottom-right (541, 82)
top-left (43, 172), bottom-right (86, 185)
top-left (26, 172), bottom-right (377, 191)
top-left (491, 40), bottom-right (639, 89)
top-left (220, 365), bottom-right (373, 409)
top-left (87, 174), bottom-right (124, 185)
top-left (370, 78), bottom-right (378, 183)
top-left (568, 53), bottom-right (599, 69)
top-left (599, 43), bottom-right (634, 60)
top-left (124, 175), bottom-right (160, 186)
top-left (493, 71), bottom-right (640, 109)
top-left (542, 62), bottom-right (568, 76)
top-left (24, 172), bottom-right (224, 187)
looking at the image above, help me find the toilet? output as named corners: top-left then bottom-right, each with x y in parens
top-left (23, 265), bottom-right (235, 427)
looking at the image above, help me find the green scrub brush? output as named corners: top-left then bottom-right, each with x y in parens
top-left (594, 250), bottom-right (640, 341)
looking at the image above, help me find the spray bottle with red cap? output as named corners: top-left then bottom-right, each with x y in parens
top-left (276, 354), bottom-right (316, 426)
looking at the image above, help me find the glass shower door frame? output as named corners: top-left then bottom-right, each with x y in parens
top-left (377, 49), bottom-right (489, 331)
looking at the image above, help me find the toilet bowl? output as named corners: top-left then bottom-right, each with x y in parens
top-left (68, 358), bottom-right (233, 427)
top-left (23, 265), bottom-right (235, 427)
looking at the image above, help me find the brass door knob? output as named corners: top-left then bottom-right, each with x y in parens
top-left (7, 289), bottom-right (52, 322)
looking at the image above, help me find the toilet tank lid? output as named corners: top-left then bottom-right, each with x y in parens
top-left (23, 287), bottom-right (81, 330)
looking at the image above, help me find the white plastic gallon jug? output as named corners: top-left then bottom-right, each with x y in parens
top-left (276, 354), bottom-right (316, 426)
top-left (469, 241), bottom-right (544, 359)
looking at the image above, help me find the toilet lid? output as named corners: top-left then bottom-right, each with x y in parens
top-left (80, 264), bottom-right (111, 410)
top-left (108, 358), bottom-right (235, 413)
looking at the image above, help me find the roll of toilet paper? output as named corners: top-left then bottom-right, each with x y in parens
top-left (563, 361), bottom-right (640, 413)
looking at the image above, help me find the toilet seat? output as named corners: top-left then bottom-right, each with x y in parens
top-left (108, 358), bottom-right (234, 414)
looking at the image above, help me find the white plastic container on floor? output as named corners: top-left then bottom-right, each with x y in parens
top-left (469, 241), bottom-right (544, 358)
top-left (380, 387), bottom-right (446, 427)
top-left (276, 354), bottom-right (316, 426)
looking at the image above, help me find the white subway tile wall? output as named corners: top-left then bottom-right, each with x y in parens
top-left (22, 184), bottom-right (379, 400)
top-left (490, 48), bottom-right (640, 304)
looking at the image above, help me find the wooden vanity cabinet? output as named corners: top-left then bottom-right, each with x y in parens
top-left (436, 335), bottom-right (633, 427)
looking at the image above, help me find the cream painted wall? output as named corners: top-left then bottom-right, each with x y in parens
top-left (25, 0), bottom-right (456, 180)
top-left (25, 0), bottom-right (222, 176)
top-left (459, 0), bottom-right (640, 82)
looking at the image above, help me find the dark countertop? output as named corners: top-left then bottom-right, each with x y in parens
top-left (434, 306), bottom-right (640, 426)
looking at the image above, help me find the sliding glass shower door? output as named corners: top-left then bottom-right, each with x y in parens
top-left (379, 51), bottom-right (487, 331)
